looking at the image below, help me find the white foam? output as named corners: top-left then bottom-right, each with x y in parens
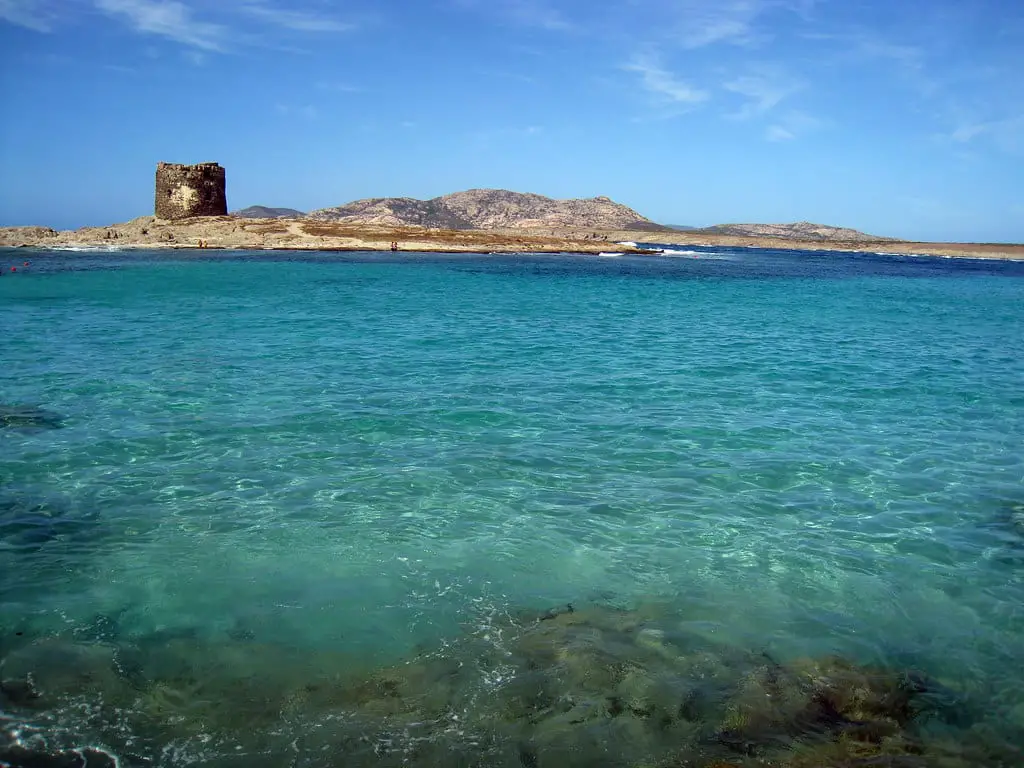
top-left (658, 248), bottom-right (702, 257)
top-left (597, 252), bottom-right (624, 257)
top-left (48, 245), bottom-right (125, 252)
top-left (616, 241), bottom-right (638, 248)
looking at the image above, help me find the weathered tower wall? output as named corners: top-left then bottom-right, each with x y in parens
top-left (154, 162), bottom-right (227, 220)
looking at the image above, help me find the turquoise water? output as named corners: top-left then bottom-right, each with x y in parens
top-left (2, 247), bottom-right (1024, 766)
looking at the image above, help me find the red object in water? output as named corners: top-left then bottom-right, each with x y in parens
top-left (24, 262), bottom-right (30, 266)
top-left (10, 267), bottom-right (16, 272)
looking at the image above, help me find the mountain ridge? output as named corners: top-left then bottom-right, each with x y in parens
top-left (232, 206), bottom-right (304, 219)
top-left (308, 189), bottom-right (659, 231)
top-left (232, 191), bottom-right (895, 243)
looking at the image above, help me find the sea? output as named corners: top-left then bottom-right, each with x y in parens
top-left (1, 245), bottom-right (1023, 767)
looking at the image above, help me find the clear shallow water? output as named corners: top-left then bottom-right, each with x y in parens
top-left (2, 247), bottom-right (1024, 766)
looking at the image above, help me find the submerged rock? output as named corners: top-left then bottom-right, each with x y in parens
top-left (294, 605), bottom-right (976, 767)
top-left (0, 494), bottom-right (98, 552)
top-left (0, 745), bottom-right (120, 768)
top-left (0, 405), bottom-right (64, 430)
top-left (1007, 504), bottom-right (1024, 538)
top-left (0, 639), bottom-right (125, 709)
top-left (0, 604), bottom-right (1002, 767)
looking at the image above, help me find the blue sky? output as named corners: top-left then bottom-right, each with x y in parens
top-left (1, 0), bottom-right (1022, 241)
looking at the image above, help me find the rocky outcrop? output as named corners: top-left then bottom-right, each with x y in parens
top-left (154, 162), bottom-right (227, 220)
top-left (231, 206), bottom-right (304, 219)
top-left (308, 189), bottom-right (660, 231)
top-left (695, 220), bottom-right (897, 242)
top-left (0, 226), bottom-right (58, 241)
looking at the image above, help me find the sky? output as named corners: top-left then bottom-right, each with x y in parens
top-left (1, 0), bottom-right (1022, 242)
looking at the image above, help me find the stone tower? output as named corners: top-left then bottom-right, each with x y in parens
top-left (154, 162), bottom-right (227, 220)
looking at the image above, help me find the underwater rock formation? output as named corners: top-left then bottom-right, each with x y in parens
top-left (0, 495), bottom-right (98, 553)
top-left (0, 405), bottom-right (64, 430)
top-left (0, 745), bottom-right (120, 768)
top-left (1007, 504), bottom-right (1024, 538)
top-left (0, 603), bottom-right (1015, 767)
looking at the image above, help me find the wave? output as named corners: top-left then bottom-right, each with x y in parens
top-left (616, 241), bottom-right (638, 248)
top-left (47, 245), bottom-right (126, 252)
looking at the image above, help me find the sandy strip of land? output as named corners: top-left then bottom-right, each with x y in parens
top-left (1, 216), bottom-right (1022, 260)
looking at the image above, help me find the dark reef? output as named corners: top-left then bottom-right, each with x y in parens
top-left (0, 405), bottom-right (63, 431)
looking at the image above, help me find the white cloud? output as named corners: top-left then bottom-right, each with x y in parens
top-left (92, 1), bottom-right (356, 52)
top-left (804, 31), bottom-right (936, 98)
top-left (454, 0), bottom-right (573, 32)
top-left (952, 115), bottom-right (1024, 154)
top-left (665, 0), bottom-right (819, 49)
top-left (766, 125), bottom-right (794, 141)
top-left (0, 0), bottom-right (57, 32)
top-left (676, 1), bottom-right (762, 48)
top-left (275, 103), bottom-right (318, 120)
top-left (316, 81), bottom-right (363, 93)
top-left (95, 0), bottom-right (226, 50)
top-left (724, 69), bottom-right (802, 118)
top-left (625, 55), bottom-right (709, 106)
top-left (239, 1), bottom-right (354, 33)
top-left (766, 110), bottom-right (821, 141)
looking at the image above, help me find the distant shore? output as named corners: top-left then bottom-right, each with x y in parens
top-left (599, 227), bottom-right (1024, 261)
top-left (2, 216), bottom-right (1022, 261)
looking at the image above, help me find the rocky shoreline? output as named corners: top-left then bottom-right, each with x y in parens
top-left (0, 216), bottom-right (632, 255)
top-left (2, 215), bottom-right (1022, 260)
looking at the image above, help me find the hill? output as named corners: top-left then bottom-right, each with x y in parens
top-left (308, 189), bottom-right (659, 231)
top-left (692, 221), bottom-right (897, 242)
top-left (232, 206), bottom-right (304, 219)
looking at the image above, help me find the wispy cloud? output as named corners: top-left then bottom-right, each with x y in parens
top-left (275, 103), bottom-right (318, 120)
top-left (659, 0), bottom-right (820, 49)
top-left (466, 123), bottom-right (548, 154)
top-left (766, 125), bottom-right (795, 141)
top-left (766, 110), bottom-right (821, 141)
top-left (809, 25), bottom-right (1022, 156)
top-left (625, 55), bottom-right (709, 106)
top-left (0, 0), bottom-right (58, 32)
top-left (454, 0), bottom-right (573, 32)
top-left (95, 0), bottom-right (226, 50)
top-left (805, 30), bottom-right (936, 98)
top-left (238, 1), bottom-right (354, 33)
top-left (675, 0), bottom-right (763, 48)
top-left (182, 48), bottom-right (206, 66)
top-left (724, 68), bottom-right (802, 118)
top-left (952, 114), bottom-right (1024, 154)
top-left (92, 1), bottom-right (357, 52)
top-left (316, 81), bottom-right (363, 94)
